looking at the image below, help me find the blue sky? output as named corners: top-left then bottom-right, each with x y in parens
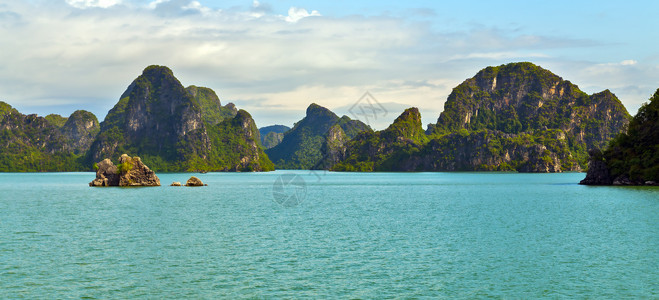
top-left (1, 0), bottom-right (657, 129)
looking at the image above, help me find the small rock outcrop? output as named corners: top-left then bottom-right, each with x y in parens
top-left (170, 182), bottom-right (182, 186)
top-left (185, 176), bottom-right (206, 186)
top-left (90, 154), bottom-right (160, 187)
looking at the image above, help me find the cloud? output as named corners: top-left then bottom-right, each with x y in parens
top-left (284, 7), bottom-right (321, 23)
top-left (66, 0), bottom-right (122, 9)
top-left (0, 1), bottom-right (656, 129)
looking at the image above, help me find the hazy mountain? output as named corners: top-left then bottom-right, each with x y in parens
top-left (265, 103), bottom-right (371, 169)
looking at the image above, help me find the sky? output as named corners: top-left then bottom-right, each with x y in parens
top-left (0, 0), bottom-right (657, 129)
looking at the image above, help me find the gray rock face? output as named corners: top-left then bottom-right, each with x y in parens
top-left (89, 158), bottom-right (119, 187)
top-left (579, 149), bottom-right (613, 185)
top-left (61, 110), bottom-right (100, 154)
top-left (90, 154), bottom-right (160, 187)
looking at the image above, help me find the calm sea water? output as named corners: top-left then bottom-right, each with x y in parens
top-left (0, 171), bottom-right (657, 298)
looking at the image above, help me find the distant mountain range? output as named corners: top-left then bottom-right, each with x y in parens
top-left (0, 62), bottom-right (649, 173)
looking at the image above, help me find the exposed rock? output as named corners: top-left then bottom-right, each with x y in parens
top-left (185, 176), bottom-right (205, 186)
top-left (171, 182), bottom-right (182, 186)
top-left (516, 144), bottom-right (562, 173)
top-left (318, 124), bottom-right (349, 169)
top-left (612, 175), bottom-right (633, 186)
top-left (89, 154), bottom-right (160, 187)
top-left (579, 149), bottom-right (613, 185)
top-left (89, 158), bottom-right (119, 187)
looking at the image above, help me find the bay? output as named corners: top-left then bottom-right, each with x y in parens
top-left (0, 171), bottom-right (657, 298)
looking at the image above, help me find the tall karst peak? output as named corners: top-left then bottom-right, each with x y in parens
top-left (88, 65), bottom-right (273, 172)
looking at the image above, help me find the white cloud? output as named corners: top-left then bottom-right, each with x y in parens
top-left (448, 51), bottom-right (549, 61)
top-left (284, 7), bottom-right (321, 23)
top-left (0, 1), bottom-right (656, 128)
top-left (147, 0), bottom-right (167, 9)
top-left (182, 1), bottom-right (211, 14)
top-left (66, 0), bottom-right (122, 9)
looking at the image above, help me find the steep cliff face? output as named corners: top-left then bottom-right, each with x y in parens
top-left (434, 62), bottom-right (630, 166)
top-left (88, 65), bottom-right (273, 172)
top-left (61, 110), bottom-right (100, 154)
top-left (581, 88), bottom-right (659, 185)
top-left (333, 108), bottom-right (427, 171)
top-left (402, 129), bottom-right (575, 172)
top-left (265, 103), bottom-right (371, 169)
top-left (318, 124), bottom-right (349, 169)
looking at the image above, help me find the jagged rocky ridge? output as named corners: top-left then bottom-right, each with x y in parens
top-left (265, 103), bottom-right (371, 169)
top-left (335, 62), bottom-right (631, 172)
top-left (0, 101), bottom-right (99, 171)
top-left (580, 88), bottom-right (658, 185)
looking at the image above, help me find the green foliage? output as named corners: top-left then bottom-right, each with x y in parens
top-left (0, 101), bottom-right (14, 119)
top-left (117, 161), bottom-right (133, 173)
top-left (45, 114), bottom-right (68, 128)
top-left (601, 88), bottom-right (659, 181)
top-left (93, 163), bottom-right (99, 171)
top-left (187, 85), bottom-right (225, 126)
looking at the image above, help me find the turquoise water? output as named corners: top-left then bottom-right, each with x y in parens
top-left (0, 171), bottom-right (657, 298)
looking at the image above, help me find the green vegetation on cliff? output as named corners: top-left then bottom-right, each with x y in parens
top-left (601, 89), bottom-right (659, 182)
top-left (45, 114), bottom-right (68, 128)
top-left (186, 85), bottom-right (238, 126)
